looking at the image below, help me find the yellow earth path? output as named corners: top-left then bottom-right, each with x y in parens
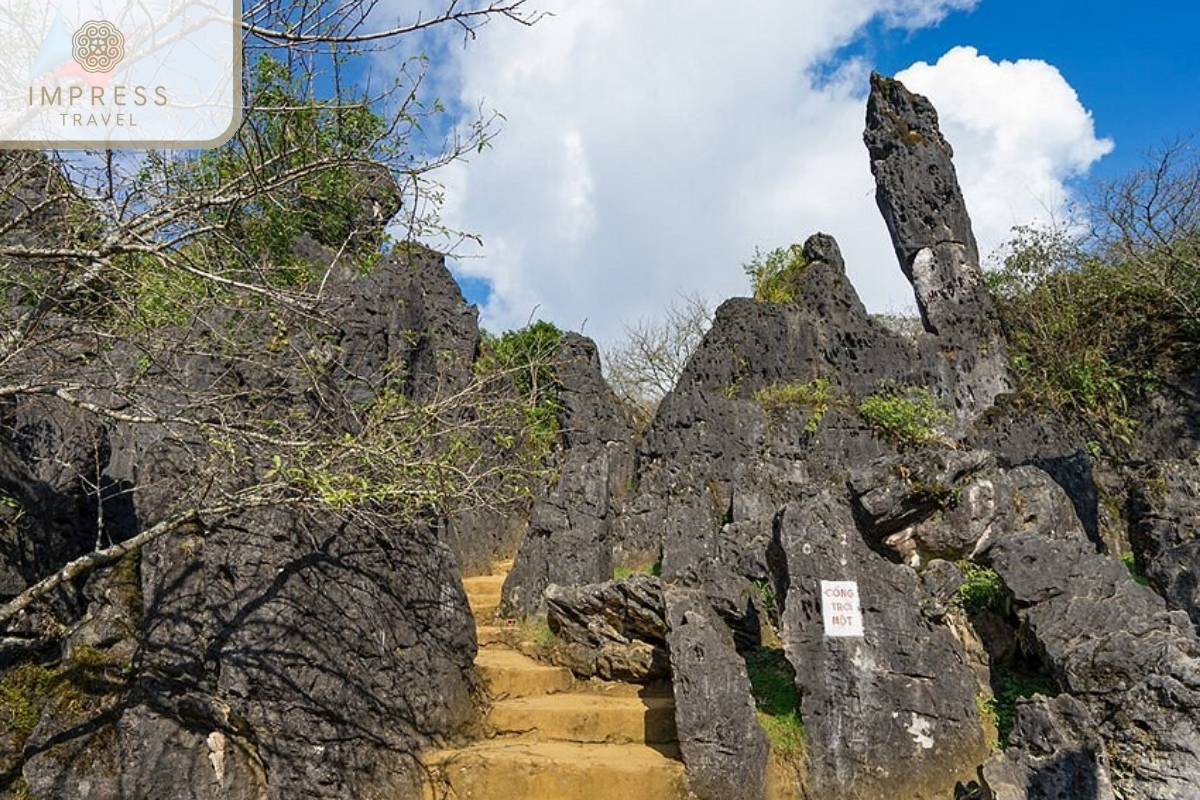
top-left (423, 562), bottom-right (691, 800)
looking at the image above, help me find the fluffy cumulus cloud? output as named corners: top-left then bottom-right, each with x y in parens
top-left (412, 1), bottom-right (1110, 347)
top-left (897, 46), bottom-right (1113, 264)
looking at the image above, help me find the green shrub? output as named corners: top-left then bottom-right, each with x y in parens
top-left (477, 320), bottom-right (564, 455)
top-left (744, 647), bottom-right (804, 757)
top-left (1122, 551), bottom-right (1151, 587)
top-left (744, 244), bottom-right (808, 303)
top-left (956, 563), bottom-right (1009, 616)
top-left (857, 382), bottom-right (946, 446)
top-left (983, 668), bottom-right (1058, 747)
top-left (754, 378), bottom-right (835, 433)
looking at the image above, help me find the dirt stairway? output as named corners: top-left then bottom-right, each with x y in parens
top-left (423, 563), bottom-right (690, 800)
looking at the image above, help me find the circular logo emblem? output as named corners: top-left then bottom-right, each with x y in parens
top-left (72, 21), bottom-right (124, 73)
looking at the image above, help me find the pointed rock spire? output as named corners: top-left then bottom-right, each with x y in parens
top-left (864, 72), bottom-right (1010, 417)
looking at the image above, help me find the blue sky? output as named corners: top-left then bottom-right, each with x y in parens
top-left (862, 1), bottom-right (1200, 184)
top-left (387, 0), bottom-right (1200, 344)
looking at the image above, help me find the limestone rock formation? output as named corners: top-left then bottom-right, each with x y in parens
top-left (772, 491), bottom-right (991, 800)
top-left (1128, 459), bottom-right (1200, 627)
top-left (501, 333), bottom-right (634, 616)
top-left (1, 249), bottom-right (495, 800)
top-left (864, 72), bottom-right (1010, 417)
top-left (545, 576), bottom-right (669, 682)
top-left (665, 587), bottom-right (768, 800)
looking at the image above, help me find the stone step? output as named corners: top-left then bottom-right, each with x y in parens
top-left (423, 740), bottom-right (687, 800)
top-left (476, 648), bottom-right (573, 698)
top-left (468, 597), bottom-right (500, 621)
top-left (463, 574), bottom-right (505, 600)
top-left (476, 625), bottom-right (511, 647)
top-left (489, 693), bottom-right (678, 744)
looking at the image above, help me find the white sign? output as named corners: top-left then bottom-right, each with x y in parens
top-left (820, 580), bottom-right (864, 637)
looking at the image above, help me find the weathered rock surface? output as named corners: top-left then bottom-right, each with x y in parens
top-left (665, 587), bottom-right (767, 800)
top-left (1128, 459), bottom-right (1200, 627)
top-left (771, 491), bottom-right (991, 799)
top-left (864, 72), bottom-right (1010, 417)
top-left (3, 251), bottom-right (497, 800)
top-left (501, 333), bottom-right (633, 616)
top-left (620, 234), bottom-right (912, 586)
top-left (974, 471), bottom-right (1200, 799)
top-left (980, 694), bottom-right (1115, 800)
top-left (545, 576), bottom-right (669, 682)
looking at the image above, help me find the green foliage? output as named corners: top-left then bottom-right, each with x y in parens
top-left (175, 53), bottom-right (392, 276)
top-left (477, 320), bottom-right (564, 455)
top-left (613, 560), bottom-right (662, 580)
top-left (1122, 551), bottom-right (1152, 587)
top-left (0, 661), bottom-right (62, 737)
top-left (754, 378), bottom-right (835, 433)
top-left (857, 382), bottom-right (946, 447)
top-left (956, 563), bottom-right (1009, 616)
top-left (745, 647), bottom-right (804, 757)
top-left (744, 244), bottom-right (808, 303)
top-left (988, 155), bottom-right (1200, 449)
top-left (983, 668), bottom-right (1058, 748)
top-left (519, 615), bottom-right (557, 649)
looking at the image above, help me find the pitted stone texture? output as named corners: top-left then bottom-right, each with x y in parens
top-left (772, 491), bottom-right (990, 800)
top-left (665, 587), bottom-right (768, 800)
top-left (975, 469), bottom-right (1200, 799)
top-left (981, 694), bottom-right (1116, 800)
top-left (864, 72), bottom-right (1009, 417)
top-left (545, 576), bottom-right (668, 682)
top-left (1128, 459), bottom-right (1200, 628)
top-left (502, 333), bottom-right (634, 616)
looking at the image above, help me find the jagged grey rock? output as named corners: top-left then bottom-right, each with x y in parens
top-left (665, 587), bottom-right (767, 800)
top-left (974, 468), bottom-right (1200, 799)
top-left (771, 490), bottom-right (991, 800)
top-left (544, 576), bottom-right (669, 681)
top-left (1128, 459), bottom-right (1200, 627)
top-left (6, 252), bottom-right (494, 800)
top-left (864, 72), bottom-right (1009, 417)
top-left (981, 694), bottom-right (1116, 800)
top-left (501, 333), bottom-right (633, 616)
top-left (848, 447), bottom-right (993, 539)
top-left (619, 233), bottom-right (914, 585)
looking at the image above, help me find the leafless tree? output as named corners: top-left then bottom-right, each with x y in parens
top-left (603, 292), bottom-right (714, 426)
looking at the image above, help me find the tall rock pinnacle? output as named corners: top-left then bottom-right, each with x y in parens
top-left (864, 72), bottom-right (1010, 417)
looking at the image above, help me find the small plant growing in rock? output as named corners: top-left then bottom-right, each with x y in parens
top-left (858, 382), bottom-right (947, 447)
top-left (744, 647), bottom-right (804, 759)
top-left (1121, 552), bottom-right (1152, 587)
top-left (956, 563), bottom-right (1009, 616)
top-left (753, 378), bottom-right (835, 433)
top-left (612, 560), bottom-right (662, 580)
top-left (744, 244), bottom-right (808, 303)
top-left (984, 668), bottom-right (1058, 748)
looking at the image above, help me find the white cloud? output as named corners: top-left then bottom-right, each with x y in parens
top-left (896, 46), bottom-right (1113, 264)
top-left (411, 2), bottom-right (1111, 348)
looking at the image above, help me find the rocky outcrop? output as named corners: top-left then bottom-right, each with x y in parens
top-left (501, 333), bottom-right (634, 616)
top-left (665, 587), bottom-right (768, 800)
top-left (1128, 460), bottom-right (1200, 628)
top-left (772, 490), bottom-right (990, 800)
top-left (975, 471), bottom-right (1200, 800)
top-left (848, 445), bottom-right (1200, 798)
top-left (981, 694), bottom-right (1116, 800)
top-left (2, 249), bottom-right (497, 800)
top-left (545, 576), bottom-right (669, 682)
top-left (864, 72), bottom-right (1010, 417)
